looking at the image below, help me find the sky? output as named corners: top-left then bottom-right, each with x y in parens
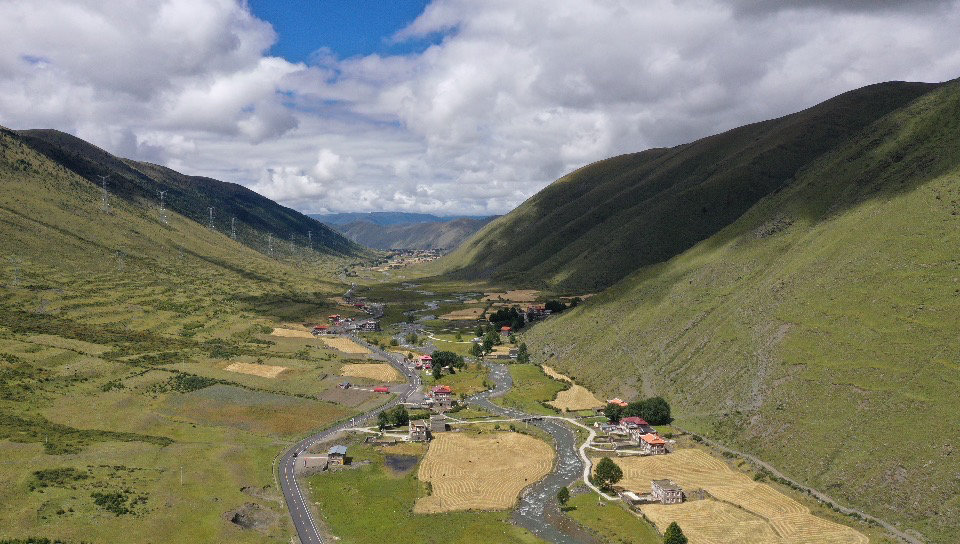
top-left (2, 1), bottom-right (960, 216)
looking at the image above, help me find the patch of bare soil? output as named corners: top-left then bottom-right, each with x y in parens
top-left (225, 502), bottom-right (278, 531)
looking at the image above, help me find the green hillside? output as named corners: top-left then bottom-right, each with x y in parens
top-left (0, 127), bottom-right (373, 542)
top-left (14, 128), bottom-right (359, 257)
top-left (523, 81), bottom-right (960, 542)
top-left (439, 81), bottom-right (940, 292)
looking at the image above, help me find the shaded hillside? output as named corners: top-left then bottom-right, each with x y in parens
top-left (439, 81), bottom-right (941, 292)
top-left (313, 211), bottom-right (491, 226)
top-left (14, 128), bottom-right (360, 257)
top-left (332, 217), bottom-right (496, 250)
top-left (524, 81), bottom-right (960, 542)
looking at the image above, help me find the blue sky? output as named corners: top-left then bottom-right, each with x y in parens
top-left (248, 0), bottom-right (435, 61)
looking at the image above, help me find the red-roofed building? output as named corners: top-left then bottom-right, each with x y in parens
top-left (619, 417), bottom-right (658, 443)
top-left (607, 398), bottom-right (628, 407)
top-left (640, 433), bottom-right (667, 455)
top-left (431, 385), bottom-right (452, 400)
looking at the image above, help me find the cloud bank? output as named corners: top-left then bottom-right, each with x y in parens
top-left (2, 0), bottom-right (960, 214)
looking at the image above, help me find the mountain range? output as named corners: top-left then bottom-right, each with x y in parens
top-left (328, 216), bottom-right (497, 250)
top-left (442, 79), bottom-right (960, 542)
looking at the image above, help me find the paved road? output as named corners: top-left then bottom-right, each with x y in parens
top-left (277, 337), bottom-right (416, 544)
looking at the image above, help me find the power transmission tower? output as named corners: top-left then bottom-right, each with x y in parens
top-left (268, 233), bottom-right (274, 257)
top-left (98, 175), bottom-right (111, 212)
top-left (208, 207), bottom-right (215, 230)
top-left (158, 190), bottom-right (168, 224)
top-left (230, 217), bottom-right (237, 240)
top-left (307, 230), bottom-right (312, 251)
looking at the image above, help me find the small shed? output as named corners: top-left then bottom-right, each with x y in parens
top-left (328, 445), bottom-right (348, 466)
top-left (430, 414), bottom-right (447, 433)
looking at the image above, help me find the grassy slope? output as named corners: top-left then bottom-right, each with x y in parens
top-left (0, 128), bottom-right (383, 542)
top-left (12, 127), bottom-right (362, 257)
top-left (437, 81), bottom-right (940, 292)
top-left (524, 81), bottom-right (960, 542)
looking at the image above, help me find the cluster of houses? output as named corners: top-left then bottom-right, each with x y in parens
top-left (594, 415), bottom-right (668, 455)
top-left (310, 315), bottom-right (380, 335)
top-left (524, 304), bottom-right (551, 322)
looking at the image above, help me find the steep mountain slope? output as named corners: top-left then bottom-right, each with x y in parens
top-left (524, 81), bottom-right (960, 542)
top-left (332, 216), bottom-right (496, 250)
top-left (14, 128), bottom-right (359, 256)
top-left (439, 81), bottom-right (941, 292)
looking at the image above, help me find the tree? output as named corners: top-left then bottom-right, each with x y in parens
top-left (556, 486), bottom-right (570, 507)
top-left (663, 522), bottom-right (688, 544)
top-left (482, 337), bottom-right (495, 354)
top-left (470, 342), bottom-right (484, 358)
top-left (475, 325), bottom-right (485, 337)
top-left (405, 332), bottom-right (419, 345)
top-left (377, 411), bottom-right (390, 431)
top-left (544, 300), bottom-right (567, 314)
top-left (593, 457), bottom-right (623, 491)
top-left (455, 332), bottom-right (463, 341)
top-left (432, 350), bottom-right (465, 370)
top-left (432, 365), bottom-right (442, 380)
top-left (603, 402), bottom-right (624, 423)
top-left (388, 405), bottom-right (409, 427)
top-left (389, 338), bottom-right (399, 346)
top-left (516, 342), bottom-right (530, 364)
top-left (642, 396), bottom-right (672, 425)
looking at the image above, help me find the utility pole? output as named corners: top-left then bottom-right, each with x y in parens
top-left (307, 230), bottom-right (312, 251)
top-left (230, 217), bottom-right (237, 240)
top-left (208, 207), bottom-right (215, 230)
top-left (98, 175), bottom-right (110, 212)
top-left (180, 466), bottom-right (183, 486)
top-left (268, 233), bottom-right (273, 257)
top-left (158, 190), bottom-right (168, 224)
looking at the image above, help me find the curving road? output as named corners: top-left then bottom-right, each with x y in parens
top-left (277, 337), bottom-right (417, 544)
top-left (278, 339), bottom-right (595, 544)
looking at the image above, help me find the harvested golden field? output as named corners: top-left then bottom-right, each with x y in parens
top-left (224, 361), bottom-right (289, 378)
top-left (618, 449), bottom-right (868, 544)
top-left (548, 384), bottom-right (604, 411)
top-left (319, 336), bottom-right (372, 354)
top-left (440, 307), bottom-right (485, 320)
top-left (542, 365), bottom-right (572, 382)
top-left (642, 500), bottom-right (779, 544)
top-left (482, 289), bottom-right (539, 302)
top-left (271, 327), bottom-right (315, 339)
top-left (415, 433), bottom-right (554, 513)
top-left (340, 363), bottom-right (403, 382)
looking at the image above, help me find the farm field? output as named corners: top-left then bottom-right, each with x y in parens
top-left (318, 336), bottom-right (372, 354)
top-left (617, 449), bottom-right (868, 544)
top-left (307, 442), bottom-right (544, 544)
top-left (542, 366), bottom-right (604, 411)
top-left (225, 361), bottom-right (289, 378)
top-left (415, 432), bottom-right (554, 513)
top-left (548, 384), bottom-right (604, 411)
top-left (340, 362), bottom-right (403, 382)
top-left (494, 364), bottom-right (567, 416)
top-left (439, 307), bottom-right (485, 320)
top-left (482, 290), bottom-right (540, 302)
top-left (270, 327), bottom-right (316, 339)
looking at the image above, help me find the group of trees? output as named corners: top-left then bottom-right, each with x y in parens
top-left (603, 396), bottom-right (671, 425)
top-left (470, 328), bottom-right (502, 358)
top-left (488, 306), bottom-right (525, 331)
top-left (431, 350), bottom-right (465, 379)
top-left (377, 405), bottom-right (409, 430)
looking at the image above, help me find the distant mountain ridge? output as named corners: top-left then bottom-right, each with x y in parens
top-left (312, 211), bottom-right (493, 226)
top-left (14, 128), bottom-right (359, 257)
top-left (331, 216), bottom-right (496, 250)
